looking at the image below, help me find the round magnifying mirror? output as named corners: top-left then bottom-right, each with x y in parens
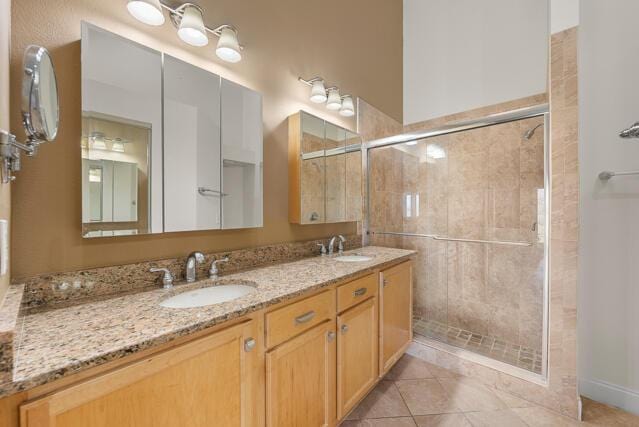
top-left (21, 45), bottom-right (59, 143)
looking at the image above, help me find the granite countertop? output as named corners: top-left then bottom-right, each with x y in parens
top-left (0, 246), bottom-right (414, 397)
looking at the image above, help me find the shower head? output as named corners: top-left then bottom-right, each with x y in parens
top-left (523, 123), bottom-right (544, 140)
top-left (619, 122), bottom-right (639, 139)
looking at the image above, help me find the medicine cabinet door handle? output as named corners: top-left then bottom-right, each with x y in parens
top-left (295, 310), bottom-right (316, 325)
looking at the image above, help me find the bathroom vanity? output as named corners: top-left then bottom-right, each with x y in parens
top-left (0, 247), bottom-right (413, 427)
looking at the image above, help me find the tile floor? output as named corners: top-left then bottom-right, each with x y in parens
top-left (414, 318), bottom-right (544, 374)
top-left (341, 354), bottom-right (639, 426)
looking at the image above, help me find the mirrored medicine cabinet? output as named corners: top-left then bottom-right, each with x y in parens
top-left (81, 23), bottom-right (262, 238)
top-left (288, 111), bottom-right (362, 224)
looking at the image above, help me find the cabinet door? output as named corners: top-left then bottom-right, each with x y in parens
top-left (20, 321), bottom-right (261, 427)
top-left (379, 261), bottom-right (413, 375)
top-left (266, 320), bottom-right (336, 427)
top-left (221, 78), bottom-right (263, 229)
top-left (163, 54), bottom-right (222, 233)
top-left (337, 297), bottom-right (378, 419)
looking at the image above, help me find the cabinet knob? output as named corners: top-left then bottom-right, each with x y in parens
top-left (244, 338), bottom-right (256, 352)
top-left (383, 278), bottom-right (389, 287)
top-left (327, 331), bottom-right (336, 342)
top-left (340, 324), bottom-right (349, 334)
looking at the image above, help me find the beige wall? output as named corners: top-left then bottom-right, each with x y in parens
top-left (9, 0), bottom-right (402, 278)
top-left (0, 0), bottom-right (11, 300)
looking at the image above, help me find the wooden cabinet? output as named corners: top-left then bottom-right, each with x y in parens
top-left (265, 290), bottom-right (335, 349)
top-left (20, 320), bottom-right (261, 427)
top-left (336, 297), bottom-right (378, 419)
top-left (379, 261), bottom-right (413, 375)
top-left (336, 273), bottom-right (377, 313)
top-left (265, 320), bottom-right (337, 427)
top-left (11, 260), bottom-right (414, 427)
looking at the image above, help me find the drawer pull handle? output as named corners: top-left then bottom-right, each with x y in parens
top-left (353, 287), bottom-right (367, 297)
top-left (244, 338), bottom-right (256, 352)
top-left (295, 310), bottom-right (316, 324)
top-left (341, 324), bottom-right (349, 334)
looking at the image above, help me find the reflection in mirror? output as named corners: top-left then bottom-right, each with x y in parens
top-left (300, 112), bottom-right (326, 224)
top-left (296, 111), bottom-right (362, 225)
top-left (325, 123), bottom-right (346, 223)
top-left (81, 23), bottom-right (162, 237)
top-left (81, 115), bottom-right (150, 237)
top-left (221, 79), bottom-right (263, 229)
top-left (163, 55), bottom-right (221, 232)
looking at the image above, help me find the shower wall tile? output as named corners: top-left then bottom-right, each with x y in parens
top-left (404, 93), bottom-right (548, 134)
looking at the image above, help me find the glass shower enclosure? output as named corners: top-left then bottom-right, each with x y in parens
top-left (365, 106), bottom-right (549, 378)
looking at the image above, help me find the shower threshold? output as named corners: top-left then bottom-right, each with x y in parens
top-left (413, 317), bottom-right (543, 375)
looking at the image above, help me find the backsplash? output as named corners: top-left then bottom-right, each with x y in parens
top-left (17, 235), bottom-right (361, 312)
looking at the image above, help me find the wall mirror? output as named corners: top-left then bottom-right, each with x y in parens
top-left (81, 23), bottom-right (262, 238)
top-left (288, 111), bottom-right (362, 224)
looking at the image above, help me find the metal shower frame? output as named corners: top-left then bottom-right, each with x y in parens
top-left (359, 103), bottom-right (551, 383)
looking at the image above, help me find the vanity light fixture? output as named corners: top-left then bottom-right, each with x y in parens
top-left (215, 26), bottom-right (242, 63)
top-left (111, 139), bottom-right (127, 153)
top-left (89, 133), bottom-right (107, 150)
top-left (126, 0), bottom-right (165, 26)
top-left (303, 77), bottom-right (327, 103)
top-left (177, 4), bottom-right (208, 46)
top-left (326, 87), bottom-right (342, 111)
top-left (339, 95), bottom-right (355, 117)
top-left (299, 76), bottom-right (355, 116)
top-left (126, 0), bottom-right (243, 63)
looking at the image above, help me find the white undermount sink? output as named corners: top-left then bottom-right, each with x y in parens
top-left (333, 255), bottom-right (373, 263)
top-left (160, 284), bottom-right (256, 309)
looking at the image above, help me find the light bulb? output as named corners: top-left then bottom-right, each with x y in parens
top-left (216, 27), bottom-right (242, 63)
top-left (111, 140), bottom-right (126, 152)
top-left (309, 80), bottom-right (327, 103)
top-left (178, 5), bottom-right (208, 47)
top-left (326, 88), bottom-right (341, 110)
top-left (127, 0), bottom-right (165, 26)
top-left (339, 95), bottom-right (355, 116)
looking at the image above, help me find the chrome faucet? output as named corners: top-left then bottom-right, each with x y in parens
top-left (328, 235), bottom-right (346, 256)
top-left (209, 256), bottom-right (229, 279)
top-left (185, 251), bottom-right (205, 283)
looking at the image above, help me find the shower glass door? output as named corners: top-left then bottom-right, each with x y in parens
top-left (367, 114), bottom-right (547, 376)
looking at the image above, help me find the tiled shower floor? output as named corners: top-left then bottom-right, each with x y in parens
top-left (413, 317), bottom-right (543, 375)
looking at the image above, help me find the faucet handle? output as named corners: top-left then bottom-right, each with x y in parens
top-left (209, 256), bottom-right (229, 278)
top-left (150, 268), bottom-right (174, 289)
top-left (316, 243), bottom-right (327, 256)
top-left (338, 235), bottom-right (346, 254)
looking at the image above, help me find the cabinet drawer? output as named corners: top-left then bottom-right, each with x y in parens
top-left (337, 273), bottom-right (377, 313)
top-left (266, 290), bottom-right (335, 348)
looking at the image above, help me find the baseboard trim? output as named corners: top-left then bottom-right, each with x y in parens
top-left (579, 378), bottom-right (639, 416)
